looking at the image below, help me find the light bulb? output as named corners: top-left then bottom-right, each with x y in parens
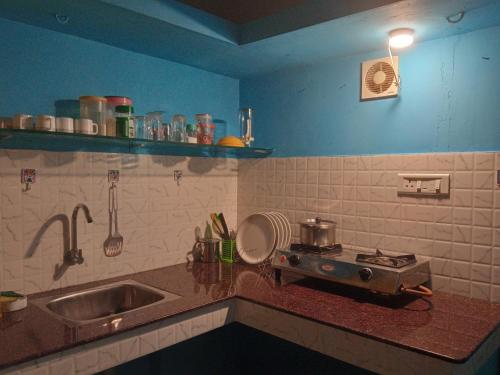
top-left (388, 28), bottom-right (414, 49)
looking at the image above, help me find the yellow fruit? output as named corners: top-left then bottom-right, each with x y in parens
top-left (218, 136), bottom-right (244, 147)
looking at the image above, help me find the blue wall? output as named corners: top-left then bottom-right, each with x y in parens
top-left (240, 26), bottom-right (500, 156)
top-left (2, 17), bottom-right (500, 155)
top-left (0, 18), bottom-right (239, 134)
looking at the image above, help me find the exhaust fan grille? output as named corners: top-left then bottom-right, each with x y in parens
top-left (361, 57), bottom-right (398, 100)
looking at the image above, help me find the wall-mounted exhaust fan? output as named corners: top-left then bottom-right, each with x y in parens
top-left (360, 56), bottom-right (399, 100)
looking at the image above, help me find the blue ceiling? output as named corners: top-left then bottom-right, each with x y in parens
top-left (1, 0), bottom-right (499, 78)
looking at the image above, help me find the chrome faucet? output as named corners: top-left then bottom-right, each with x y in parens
top-left (64, 204), bottom-right (93, 265)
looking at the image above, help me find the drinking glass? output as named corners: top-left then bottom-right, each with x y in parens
top-left (145, 111), bottom-right (165, 141)
top-left (134, 115), bottom-right (145, 139)
top-left (169, 114), bottom-right (187, 142)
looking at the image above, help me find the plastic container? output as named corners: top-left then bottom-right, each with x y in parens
top-left (220, 239), bottom-right (236, 263)
top-left (115, 105), bottom-right (134, 138)
top-left (105, 96), bottom-right (132, 137)
top-left (79, 96), bottom-right (107, 136)
top-left (105, 96), bottom-right (132, 107)
top-left (169, 114), bottom-right (187, 142)
top-left (195, 113), bottom-right (215, 145)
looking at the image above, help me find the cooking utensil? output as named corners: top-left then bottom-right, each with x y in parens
top-left (218, 212), bottom-right (230, 239)
top-left (212, 222), bottom-right (224, 238)
top-left (210, 213), bottom-right (225, 239)
top-left (205, 222), bottom-right (213, 239)
top-left (103, 184), bottom-right (123, 257)
top-left (300, 217), bottom-right (336, 247)
top-left (211, 212), bottom-right (230, 240)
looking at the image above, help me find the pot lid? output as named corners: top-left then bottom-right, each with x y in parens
top-left (300, 217), bottom-right (336, 229)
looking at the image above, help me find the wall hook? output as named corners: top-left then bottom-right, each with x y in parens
top-left (174, 170), bottom-right (183, 186)
top-left (108, 170), bottom-right (120, 185)
top-left (21, 169), bottom-right (36, 192)
top-left (55, 14), bottom-right (70, 25)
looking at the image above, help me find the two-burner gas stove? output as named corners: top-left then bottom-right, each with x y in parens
top-left (272, 244), bottom-right (431, 295)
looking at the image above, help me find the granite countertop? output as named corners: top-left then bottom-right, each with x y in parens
top-left (0, 262), bottom-right (499, 369)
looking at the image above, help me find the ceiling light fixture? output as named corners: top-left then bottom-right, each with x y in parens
top-left (385, 28), bottom-right (414, 89)
top-left (388, 28), bottom-right (414, 49)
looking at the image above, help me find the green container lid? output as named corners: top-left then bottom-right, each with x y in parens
top-left (115, 105), bottom-right (134, 114)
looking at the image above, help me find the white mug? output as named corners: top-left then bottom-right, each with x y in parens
top-left (75, 119), bottom-right (98, 135)
top-left (36, 115), bottom-right (56, 132)
top-left (56, 117), bottom-right (74, 133)
top-left (12, 114), bottom-right (33, 130)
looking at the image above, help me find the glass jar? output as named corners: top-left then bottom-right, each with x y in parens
top-left (195, 113), bottom-right (215, 145)
top-left (145, 111), bottom-right (165, 141)
top-left (105, 96), bottom-right (132, 137)
top-left (169, 114), bottom-right (187, 142)
top-left (79, 96), bottom-right (107, 136)
top-left (115, 105), bottom-right (134, 138)
top-left (134, 115), bottom-right (145, 139)
top-left (239, 108), bottom-right (254, 146)
top-left (186, 124), bottom-right (197, 143)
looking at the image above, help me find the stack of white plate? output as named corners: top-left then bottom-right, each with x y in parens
top-left (236, 211), bottom-right (292, 264)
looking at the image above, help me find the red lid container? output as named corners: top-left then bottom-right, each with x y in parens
top-left (105, 96), bottom-right (133, 107)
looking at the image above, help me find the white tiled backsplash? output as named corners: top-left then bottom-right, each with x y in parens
top-left (0, 150), bottom-right (238, 294)
top-left (1, 149), bottom-right (500, 303)
top-left (238, 152), bottom-right (500, 302)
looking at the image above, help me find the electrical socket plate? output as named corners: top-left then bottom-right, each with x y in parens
top-left (397, 173), bottom-right (450, 197)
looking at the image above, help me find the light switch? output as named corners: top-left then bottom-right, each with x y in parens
top-left (397, 173), bottom-right (450, 197)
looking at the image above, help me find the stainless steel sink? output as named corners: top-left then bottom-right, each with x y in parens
top-left (32, 280), bottom-right (181, 324)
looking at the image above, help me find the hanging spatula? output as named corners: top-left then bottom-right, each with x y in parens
top-left (103, 184), bottom-right (123, 257)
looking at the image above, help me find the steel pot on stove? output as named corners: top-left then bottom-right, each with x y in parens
top-left (299, 217), bottom-right (336, 247)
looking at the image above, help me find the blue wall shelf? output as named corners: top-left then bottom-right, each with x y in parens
top-left (0, 129), bottom-right (272, 159)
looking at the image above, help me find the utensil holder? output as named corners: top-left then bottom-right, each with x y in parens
top-left (220, 239), bottom-right (236, 263)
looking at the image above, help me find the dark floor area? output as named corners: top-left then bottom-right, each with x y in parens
top-left (99, 322), bottom-right (374, 375)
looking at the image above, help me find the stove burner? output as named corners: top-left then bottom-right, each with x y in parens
top-left (356, 249), bottom-right (416, 268)
top-left (290, 243), bottom-right (342, 255)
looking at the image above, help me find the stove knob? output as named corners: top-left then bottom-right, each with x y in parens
top-left (359, 268), bottom-right (373, 282)
top-left (288, 254), bottom-right (301, 266)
